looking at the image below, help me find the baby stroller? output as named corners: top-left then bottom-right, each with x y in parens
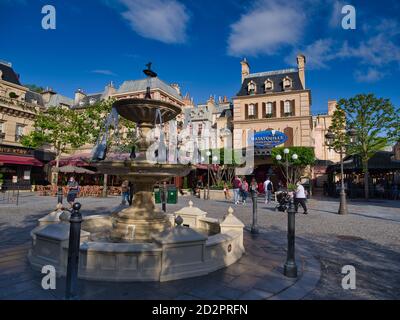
top-left (275, 191), bottom-right (291, 212)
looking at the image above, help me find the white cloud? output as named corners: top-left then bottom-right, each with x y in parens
top-left (91, 70), bottom-right (117, 76)
top-left (337, 34), bottom-right (400, 67)
top-left (227, 1), bottom-right (305, 56)
top-left (117, 0), bottom-right (190, 44)
top-left (285, 39), bottom-right (337, 70)
top-left (286, 15), bottom-right (400, 83)
top-left (354, 68), bottom-right (385, 83)
top-left (328, 0), bottom-right (345, 29)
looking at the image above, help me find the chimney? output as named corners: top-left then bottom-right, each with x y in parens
top-left (74, 88), bottom-right (86, 104)
top-left (328, 100), bottom-right (337, 115)
top-left (40, 87), bottom-right (56, 104)
top-left (240, 58), bottom-right (250, 83)
top-left (104, 81), bottom-right (116, 98)
top-left (296, 54), bottom-right (306, 89)
top-left (170, 83), bottom-right (181, 96)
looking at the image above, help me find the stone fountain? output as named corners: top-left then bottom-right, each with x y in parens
top-left (28, 64), bottom-right (245, 282)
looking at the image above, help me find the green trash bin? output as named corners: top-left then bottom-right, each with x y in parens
top-left (167, 186), bottom-right (178, 204)
top-left (154, 188), bottom-right (161, 204)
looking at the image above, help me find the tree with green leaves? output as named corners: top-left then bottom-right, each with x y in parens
top-left (337, 93), bottom-right (398, 200)
top-left (199, 148), bottom-right (245, 188)
top-left (21, 106), bottom-right (88, 185)
top-left (271, 146), bottom-right (315, 190)
top-left (24, 84), bottom-right (45, 93)
top-left (81, 99), bottom-right (137, 153)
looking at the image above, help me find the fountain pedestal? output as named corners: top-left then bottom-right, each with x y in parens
top-left (111, 191), bottom-right (171, 241)
top-left (94, 162), bottom-right (189, 241)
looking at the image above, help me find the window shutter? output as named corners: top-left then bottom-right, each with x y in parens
top-left (273, 102), bottom-right (277, 117)
top-left (255, 103), bottom-right (259, 118)
top-left (280, 101), bottom-right (284, 117)
top-left (292, 99), bottom-right (296, 116)
top-left (245, 104), bottom-right (248, 119)
top-left (262, 102), bottom-right (266, 118)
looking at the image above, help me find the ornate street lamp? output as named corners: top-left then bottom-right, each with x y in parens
top-left (275, 150), bottom-right (298, 188)
top-left (275, 148), bottom-right (299, 278)
top-left (325, 127), bottom-right (357, 215)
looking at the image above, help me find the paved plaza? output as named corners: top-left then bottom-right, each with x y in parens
top-left (0, 193), bottom-right (399, 299)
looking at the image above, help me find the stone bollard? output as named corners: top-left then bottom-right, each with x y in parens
top-left (251, 189), bottom-right (259, 234)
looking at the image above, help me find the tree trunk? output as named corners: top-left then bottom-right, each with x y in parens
top-left (363, 159), bottom-right (369, 200)
top-left (102, 174), bottom-right (108, 197)
top-left (52, 152), bottom-right (60, 186)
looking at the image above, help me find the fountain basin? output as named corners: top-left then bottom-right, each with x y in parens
top-left (28, 205), bottom-right (245, 282)
top-left (113, 98), bottom-right (182, 123)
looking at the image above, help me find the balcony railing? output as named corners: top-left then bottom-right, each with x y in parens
top-left (0, 96), bottom-right (40, 113)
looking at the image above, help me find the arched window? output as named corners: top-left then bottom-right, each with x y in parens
top-left (248, 81), bottom-right (256, 95)
top-left (283, 76), bottom-right (293, 89)
top-left (265, 102), bottom-right (273, 115)
top-left (248, 103), bottom-right (255, 116)
top-left (284, 127), bottom-right (294, 147)
top-left (284, 100), bottom-right (291, 114)
top-left (264, 79), bottom-right (273, 91)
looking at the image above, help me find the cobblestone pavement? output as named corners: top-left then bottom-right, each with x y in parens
top-left (0, 193), bottom-right (399, 299)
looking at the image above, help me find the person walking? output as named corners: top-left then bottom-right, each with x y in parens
top-left (294, 181), bottom-right (308, 214)
top-left (263, 176), bottom-right (273, 204)
top-left (121, 180), bottom-right (130, 205)
top-left (241, 178), bottom-right (249, 205)
top-left (66, 176), bottom-right (79, 208)
top-left (233, 176), bottom-right (242, 204)
top-left (250, 178), bottom-right (258, 194)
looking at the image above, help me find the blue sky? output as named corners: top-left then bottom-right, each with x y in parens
top-left (0, 0), bottom-right (399, 114)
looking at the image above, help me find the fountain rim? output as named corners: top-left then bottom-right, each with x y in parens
top-left (113, 98), bottom-right (182, 123)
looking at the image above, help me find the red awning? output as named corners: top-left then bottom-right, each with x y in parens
top-left (0, 155), bottom-right (43, 167)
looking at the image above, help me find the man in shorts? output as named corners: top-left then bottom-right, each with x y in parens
top-left (67, 176), bottom-right (79, 207)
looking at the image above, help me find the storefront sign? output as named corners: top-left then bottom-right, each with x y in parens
top-left (0, 145), bottom-right (33, 156)
top-left (252, 130), bottom-right (288, 148)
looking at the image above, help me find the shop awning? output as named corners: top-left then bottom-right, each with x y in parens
top-left (0, 155), bottom-right (43, 167)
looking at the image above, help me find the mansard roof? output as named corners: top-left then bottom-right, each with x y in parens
top-left (0, 61), bottom-right (21, 85)
top-left (236, 69), bottom-right (304, 97)
top-left (118, 77), bottom-right (182, 100)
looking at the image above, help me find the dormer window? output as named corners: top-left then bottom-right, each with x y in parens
top-left (79, 101), bottom-right (85, 107)
top-left (283, 76), bottom-right (293, 89)
top-left (89, 98), bottom-right (96, 105)
top-left (264, 79), bottom-right (273, 91)
top-left (247, 81), bottom-right (256, 95)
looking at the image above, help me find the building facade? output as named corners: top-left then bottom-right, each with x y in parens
top-left (232, 55), bottom-right (339, 185)
top-left (0, 60), bottom-right (70, 187)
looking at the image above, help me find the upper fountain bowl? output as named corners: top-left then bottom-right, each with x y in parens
top-left (113, 98), bottom-right (182, 123)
